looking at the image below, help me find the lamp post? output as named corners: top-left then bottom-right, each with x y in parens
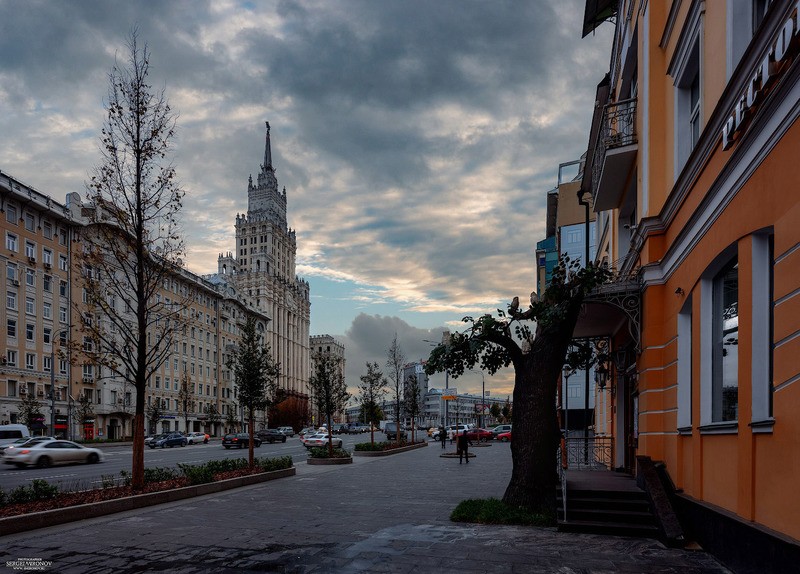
top-left (470, 370), bottom-right (485, 427)
top-left (562, 367), bottom-right (573, 440)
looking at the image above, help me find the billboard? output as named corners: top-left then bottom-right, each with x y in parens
top-left (442, 387), bottom-right (457, 400)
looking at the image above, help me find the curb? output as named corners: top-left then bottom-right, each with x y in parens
top-left (0, 467), bottom-right (296, 537)
top-left (307, 457), bottom-right (353, 465)
top-left (353, 441), bottom-right (428, 457)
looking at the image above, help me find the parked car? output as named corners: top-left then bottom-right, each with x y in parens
top-left (0, 424), bottom-right (31, 449)
top-left (144, 433), bottom-right (168, 446)
top-left (186, 432), bottom-right (209, 445)
top-left (331, 424), bottom-right (346, 434)
top-left (277, 426), bottom-right (295, 437)
top-left (222, 433), bottom-right (262, 449)
top-left (3, 439), bottom-right (104, 468)
top-left (257, 429), bottom-right (287, 443)
top-left (465, 428), bottom-right (493, 441)
top-left (492, 424), bottom-right (512, 437)
top-left (301, 433), bottom-right (343, 449)
top-left (383, 423), bottom-right (407, 441)
top-left (149, 433), bottom-right (188, 449)
top-left (496, 431), bottom-right (512, 442)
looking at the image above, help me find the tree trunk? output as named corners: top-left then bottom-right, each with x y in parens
top-left (327, 413), bottom-right (333, 457)
top-left (248, 413), bottom-right (255, 468)
top-left (131, 412), bottom-right (145, 490)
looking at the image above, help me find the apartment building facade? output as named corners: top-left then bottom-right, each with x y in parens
top-left (574, 0), bottom-right (800, 569)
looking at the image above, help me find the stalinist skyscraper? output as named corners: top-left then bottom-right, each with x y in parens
top-left (216, 122), bottom-right (311, 409)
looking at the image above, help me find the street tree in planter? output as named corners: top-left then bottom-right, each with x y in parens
top-left (309, 353), bottom-right (349, 457)
top-left (77, 31), bottom-right (189, 490)
top-left (385, 335), bottom-right (406, 446)
top-left (426, 257), bottom-right (609, 520)
top-left (203, 403), bottom-right (221, 436)
top-left (358, 361), bottom-right (387, 445)
top-left (227, 316), bottom-right (280, 468)
top-left (146, 401), bottom-right (164, 435)
top-left (489, 402), bottom-right (502, 424)
top-left (404, 373), bottom-right (422, 443)
top-left (178, 372), bottom-right (195, 433)
top-left (76, 393), bottom-right (95, 439)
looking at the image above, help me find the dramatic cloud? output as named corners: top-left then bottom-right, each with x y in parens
top-left (0, 0), bottom-right (612, 388)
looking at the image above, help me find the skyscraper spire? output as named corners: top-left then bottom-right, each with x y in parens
top-left (263, 121), bottom-right (273, 171)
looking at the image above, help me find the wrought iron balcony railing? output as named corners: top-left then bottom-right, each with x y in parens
top-left (591, 97), bottom-right (638, 201)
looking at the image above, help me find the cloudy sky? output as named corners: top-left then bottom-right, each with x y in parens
top-left (0, 0), bottom-right (611, 397)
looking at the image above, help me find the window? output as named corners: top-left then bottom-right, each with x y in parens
top-left (6, 291), bottom-right (16, 310)
top-left (155, 376), bottom-right (161, 389)
top-left (712, 258), bottom-right (738, 422)
top-left (43, 221), bottom-right (53, 239)
top-left (6, 232), bottom-right (18, 252)
top-left (25, 241), bottom-right (35, 259)
top-left (43, 356), bottom-right (52, 372)
top-left (59, 228), bottom-right (67, 246)
top-left (59, 254), bottom-right (68, 271)
top-left (7, 350), bottom-right (17, 367)
top-left (42, 248), bottom-right (52, 266)
top-left (43, 274), bottom-right (52, 292)
top-left (43, 326), bottom-right (52, 343)
top-left (26, 323), bottom-right (35, 341)
top-left (6, 262), bottom-right (17, 281)
top-left (670, 2), bottom-right (703, 177)
top-left (60, 280), bottom-right (67, 297)
top-left (25, 297), bottom-right (35, 315)
top-left (689, 73), bottom-right (700, 148)
top-left (7, 319), bottom-right (16, 338)
top-left (43, 301), bottom-right (51, 319)
top-left (60, 306), bottom-right (68, 323)
top-left (6, 204), bottom-right (17, 224)
top-left (24, 213), bottom-right (35, 232)
top-left (26, 269), bottom-right (35, 287)
top-left (25, 353), bottom-right (35, 370)
top-left (59, 359), bottom-right (68, 375)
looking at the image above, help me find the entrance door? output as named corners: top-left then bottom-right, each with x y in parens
top-left (623, 374), bottom-right (638, 474)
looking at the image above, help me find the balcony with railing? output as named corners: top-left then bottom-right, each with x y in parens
top-left (591, 97), bottom-right (638, 211)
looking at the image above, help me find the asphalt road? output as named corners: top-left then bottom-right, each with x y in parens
top-left (0, 433), bottom-right (377, 492)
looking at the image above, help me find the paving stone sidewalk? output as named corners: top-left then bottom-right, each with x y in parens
top-left (0, 441), bottom-right (731, 573)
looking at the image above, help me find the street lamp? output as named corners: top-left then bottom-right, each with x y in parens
top-left (424, 332), bottom-right (451, 428)
top-left (470, 370), bottom-right (485, 428)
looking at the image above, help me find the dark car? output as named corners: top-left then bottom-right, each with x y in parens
top-left (149, 433), bottom-right (187, 449)
top-left (256, 429), bottom-right (287, 443)
top-left (222, 433), bottom-right (262, 449)
top-left (383, 423), bottom-right (407, 441)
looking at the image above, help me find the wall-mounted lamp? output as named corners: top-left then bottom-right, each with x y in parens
top-left (675, 287), bottom-right (685, 296)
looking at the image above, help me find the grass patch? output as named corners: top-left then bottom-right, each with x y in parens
top-left (450, 498), bottom-right (554, 526)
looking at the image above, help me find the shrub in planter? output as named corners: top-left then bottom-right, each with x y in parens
top-left (143, 466), bottom-right (179, 484)
top-left (308, 447), bottom-right (350, 459)
top-left (255, 455), bottom-right (294, 471)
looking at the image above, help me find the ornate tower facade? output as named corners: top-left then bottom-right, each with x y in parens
top-left (219, 122), bottom-right (311, 401)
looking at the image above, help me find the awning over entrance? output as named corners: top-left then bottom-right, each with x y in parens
top-left (573, 278), bottom-right (641, 350)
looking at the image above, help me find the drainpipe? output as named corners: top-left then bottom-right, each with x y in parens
top-left (578, 190), bottom-right (591, 460)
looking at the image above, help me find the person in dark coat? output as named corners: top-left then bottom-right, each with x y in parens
top-left (439, 426), bottom-right (446, 449)
top-left (457, 431), bottom-right (472, 464)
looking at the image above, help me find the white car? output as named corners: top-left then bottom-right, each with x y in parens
top-left (3, 439), bottom-right (104, 469)
top-left (302, 433), bottom-right (343, 449)
top-left (186, 432), bottom-right (209, 445)
top-left (277, 426), bottom-right (295, 437)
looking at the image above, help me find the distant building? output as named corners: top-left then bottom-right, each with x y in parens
top-left (309, 334), bottom-right (346, 425)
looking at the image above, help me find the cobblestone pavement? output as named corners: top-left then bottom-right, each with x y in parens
top-left (1, 441), bottom-right (731, 573)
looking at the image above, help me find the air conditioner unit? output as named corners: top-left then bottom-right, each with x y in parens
top-left (44, 262), bottom-right (52, 270)
top-left (83, 377), bottom-right (94, 384)
top-left (19, 389), bottom-right (26, 395)
top-left (28, 256), bottom-right (36, 263)
top-left (11, 280), bottom-right (19, 286)
top-left (37, 390), bottom-right (44, 396)
top-left (117, 399), bottom-right (124, 404)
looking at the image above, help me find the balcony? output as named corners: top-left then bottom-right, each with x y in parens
top-left (591, 97), bottom-right (638, 211)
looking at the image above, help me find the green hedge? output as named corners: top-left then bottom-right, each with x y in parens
top-left (308, 447), bottom-right (351, 458)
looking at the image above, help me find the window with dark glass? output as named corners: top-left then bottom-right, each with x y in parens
top-left (713, 258), bottom-right (738, 422)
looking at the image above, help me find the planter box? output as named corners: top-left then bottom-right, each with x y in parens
top-left (353, 441), bottom-right (428, 457)
top-left (0, 467), bottom-right (295, 537)
top-left (307, 456), bottom-right (353, 465)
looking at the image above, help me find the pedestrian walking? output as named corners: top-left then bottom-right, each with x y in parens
top-left (457, 431), bottom-right (472, 464)
top-left (439, 426), bottom-right (446, 449)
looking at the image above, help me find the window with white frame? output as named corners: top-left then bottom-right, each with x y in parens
top-left (670, 2), bottom-right (703, 179)
top-left (26, 269), bottom-right (35, 287)
top-left (25, 353), bottom-right (35, 370)
top-left (6, 232), bottom-right (18, 252)
top-left (25, 297), bottom-right (35, 315)
top-left (7, 350), bottom-right (17, 367)
top-left (43, 301), bottom-right (51, 319)
top-left (7, 319), bottom-right (16, 338)
top-left (713, 257), bottom-right (739, 422)
top-left (59, 359), bottom-right (68, 375)
top-left (60, 305), bottom-right (68, 323)
top-left (42, 248), bottom-right (52, 266)
top-left (6, 262), bottom-right (17, 281)
top-left (25, 241), bottom-right (35, 259)
top-left (26, 323), bottom-right (35, 341)
top-left (59, 254), bottom-right (68, 271)
top-left (24, 213), bottom-right (34, 232)
top-left (43, 326), bottom-right (52, 344)
top-left (43, 274), bottom-right (51, 292)
top-left (60, 280), bottom-right (67, 297)
top-left (43, 221), bottom-right (52, 239)
top-left (6, 291), bottom-right (16, 310)
top-left (6, 204), bottom-right (17, 223)
top-left (43, 356), bottom-right (52, 372)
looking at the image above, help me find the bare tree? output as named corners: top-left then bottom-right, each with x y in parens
top-left (77, 30), bottom-right (187, 490)
top-left (76, 393), bottom-right (95, 440)
top-left (18, 392), bottom-right (43, 435)
top-left (146, 401), bottom-right (164, 435)
top-left (385, 335), bottom-right (406, 446)
top-left (178, 372), bottom-right (195, 433)
top-left (203, 403), bottom-right (221, 435)
top-left (309, 353), bottom-right (349, 456)
top-left (358, 362), bottom-right (387, 445)
top-left (404, 373), bottom-right (422, 443)
top-left (228, 317), bottom-right (280, 468)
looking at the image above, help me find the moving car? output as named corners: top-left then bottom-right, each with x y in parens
top-left (301, 433), bottom-right (343, 449)
top-left (383, 423), bottom-right (407, 441)
top-left (298, 427), bottom-right (317, 437)
top-left (257, 429), bottom-right (287, 443)
top-left (222, 433), bottom-right (262, 449)
top-left (496, 431), bottom-right (512, 442)
top-left (0, 436), bottom-right (55, 454)
top-left (277, 426), bottom-right (295, 437)
top-left (0, 424), bottom-right (31, 449)
top-left (3, 439), bottom-right (104, 468)
top-left (464, 428), bottom-right (493, 441)
top-left (149, 433), bottom-right (188, 448)
top-left (186, 432), bottom-right (209, 445)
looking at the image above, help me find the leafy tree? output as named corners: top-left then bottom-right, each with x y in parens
top-left (225, 406), bottom-right (239, 434)
top-left (426, 257), bottom-right (609, 519)
top-left (385, 335), bottom-right (406, 446)
top-left (489, 402), bottom-right (502, 424)
top-left (76, 392), bottom-right (96, 439)
top-left (203, 403), bottom-right (221, 435)
top-left (227, 317), bottom-right (280, 468)
top-left (358, 362), bottom-right (387, 445)
top-left (405, 373), bottom-right (422, 443)
top-left (78, 30), bottom-right (188, 490)
top-left (18, 392), bottom-right (43, 434)
top-left (178, 372), bottom-right (195, 433)
top-left (501, 398), bottom-right (512, 423)
top-left (146, 401), bottom-right (163, 435)
top-left (309, 353), bottom-right (349, 456)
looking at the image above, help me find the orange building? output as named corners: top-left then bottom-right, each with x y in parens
top-left (574, 1), bottom-right (800, 570)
